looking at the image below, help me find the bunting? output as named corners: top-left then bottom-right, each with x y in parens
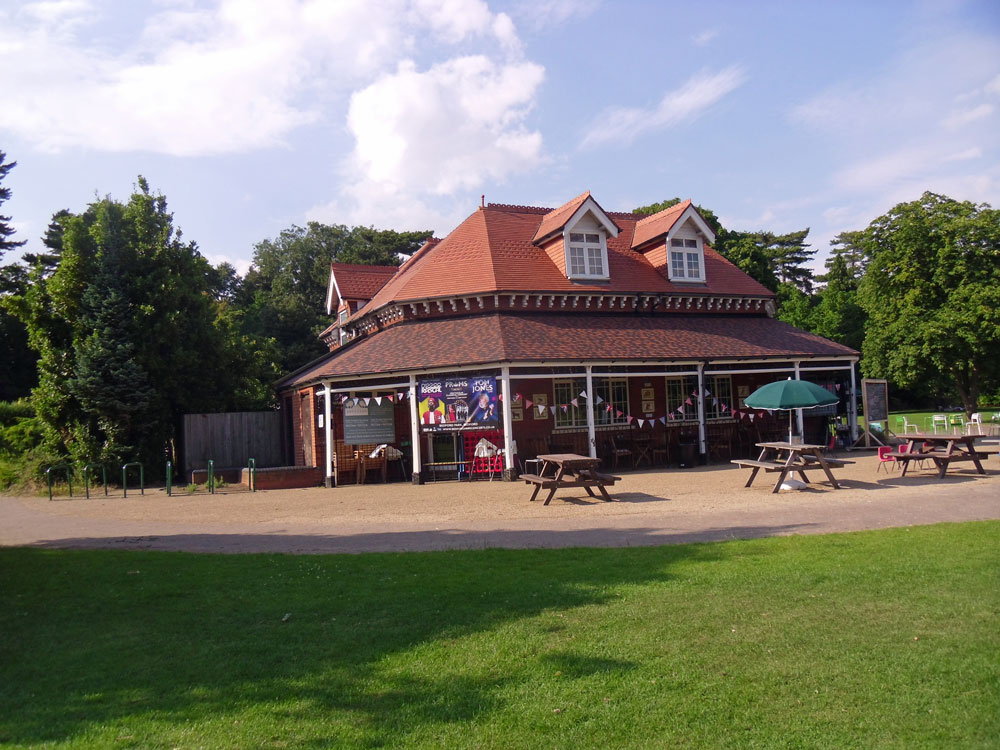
top-left (595, 394), bottom-right (604, 404)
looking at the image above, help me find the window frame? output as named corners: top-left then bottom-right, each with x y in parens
top-left (553, 377), bottom-right (629, 429)
top-left (667, 236), bottom-right (706, 283)
top-left (564, 228), bottom-right (610, 281)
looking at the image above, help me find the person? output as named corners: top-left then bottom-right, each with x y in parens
top-left (463, 392), bottom-right (497, 425)
top-left (421, 396), bottom-right (445, 424)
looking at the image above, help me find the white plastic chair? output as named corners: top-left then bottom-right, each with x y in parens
top-left (902, 418), bottom-right (919, 434)
top-left (965, 413), bottom-right (983, 435)
top-left (930, 414), bottom-right (948, 434)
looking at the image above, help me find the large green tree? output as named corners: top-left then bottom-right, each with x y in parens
top-left (238, 222), bottom-right (429, 374)
top-left (8, 178), bottom-right (276, 466)
top-left (857, 192), bottom-right (1000, 416)
top-left (0, 151), bottom-right (35, 401)
top-left (0, 150), bottom-right (26, 261)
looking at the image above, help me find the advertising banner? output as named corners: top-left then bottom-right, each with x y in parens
top-left (417, 375), bottom-right (499, 432)
top-left (343, 397), bottom-right (396, 444)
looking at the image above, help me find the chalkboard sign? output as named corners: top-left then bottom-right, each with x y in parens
top-left (343, 398), bottom-right (396, 444)
top-left (862, 379), bottom-right (888, 422)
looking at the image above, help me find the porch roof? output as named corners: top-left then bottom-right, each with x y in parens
top-left (279, 313), bottom-right (857, 388)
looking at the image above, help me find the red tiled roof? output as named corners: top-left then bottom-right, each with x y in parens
top-left (631, 199), bottom-right (691, 248)
top-left (356, 201), bottom-right (773, 317)
top-left (532, 190), bottom-right (591, 243)
top-left (330, 262), bottom-right (399, 302)
top-left (280, 313), bottom-right (857, 386)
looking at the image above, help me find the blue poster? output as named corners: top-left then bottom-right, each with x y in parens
top-left (418, 375), bottom-right (498, 432)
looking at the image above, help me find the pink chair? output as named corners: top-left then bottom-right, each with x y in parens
top-left (876, 446), bottom-right (896, 473)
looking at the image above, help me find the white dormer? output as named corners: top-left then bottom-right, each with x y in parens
top-left (561, 199), bottom-right (619, 281)
top-left (664, 210), bottom-right (714, 284)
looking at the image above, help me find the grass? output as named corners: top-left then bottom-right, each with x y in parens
top-left (1, 523), bottom-right (998, 748)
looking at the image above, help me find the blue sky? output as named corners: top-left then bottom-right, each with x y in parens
top-left (2, 0), bottom-right (998, 275)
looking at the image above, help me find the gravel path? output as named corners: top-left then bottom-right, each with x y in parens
top-left (2, 453), bottom-right (998, 554)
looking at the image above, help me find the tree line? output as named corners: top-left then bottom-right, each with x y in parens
top-left (1, 151), bottom-right (998, 475)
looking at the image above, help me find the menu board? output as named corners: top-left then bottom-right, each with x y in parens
top-left (343, 397), bottom-right (395, 444)
top-left (862, 379), bottom-right (888, 422)
top-left (417, 375), bottom-right (499, 432)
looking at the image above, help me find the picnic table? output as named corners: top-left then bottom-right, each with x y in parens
top-left (888, 433), bottom-right (989, 478)
top-left (731, 442), bottom-right (853, 494)
top-left (521, 453), bottom-right (621, 505)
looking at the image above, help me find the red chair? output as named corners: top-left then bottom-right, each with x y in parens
top-left (876, 446), bottom-right (896, 473)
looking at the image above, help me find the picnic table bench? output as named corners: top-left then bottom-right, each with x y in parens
top-left (524, 453), bottom-right (621, 505)
top-left (732, 442), bottom-right (854, 493)
top-left (888, 434), bottom-right (990, 478)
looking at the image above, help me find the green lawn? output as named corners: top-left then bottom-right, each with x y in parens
top-left (2, 523), bottom-right (998, 748)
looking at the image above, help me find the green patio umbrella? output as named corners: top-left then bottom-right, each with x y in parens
top-left (744, 378), bottom-right (839, 443)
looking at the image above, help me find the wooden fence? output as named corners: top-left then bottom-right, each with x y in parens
top-left (182, 411), bottom-right (284, 474)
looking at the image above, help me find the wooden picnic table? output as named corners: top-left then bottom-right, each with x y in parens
top-left (731, 442), bottom-right (853, 494)
top-left (888, 433), bottom-right (989, 478)
top-left (521, 453), bottom-right (620, 505)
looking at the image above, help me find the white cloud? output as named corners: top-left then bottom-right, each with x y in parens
top-left (693, 29), bottom-right (718, 46)
top-left (0, 0), bottom-right (527, 156)
top-left (515, 0), bottom-right (600, 31)
top-left (330, 55), bottom-right (545, 226)
top-left (580, 66), bottom-right (747, 149)
top-left (942, 103), bottom-right (994, 129)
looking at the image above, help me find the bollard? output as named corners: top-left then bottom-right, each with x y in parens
top-left (166, 461), bottom-right (172, 497)
top-left (207, 459), bottom-right (215, 495)
top-left (247, 457), bottom-right (256, 492)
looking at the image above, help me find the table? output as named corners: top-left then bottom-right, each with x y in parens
top-left (888, 433), bottom-right (989, 478)
top-left (521, 453), bottom-right (620, 505)
top-left (731, 442), bottom-right (852, 494)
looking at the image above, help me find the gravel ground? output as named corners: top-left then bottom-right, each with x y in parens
top-left (2, 453), bottom-right (998, 554)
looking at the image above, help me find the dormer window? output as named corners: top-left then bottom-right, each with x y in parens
top-left (668, 237), bottom-right (705, 282)
top-left (339, 309), bottom-right (348, 324)
top-left (568, 232), bottom-right (606, 278)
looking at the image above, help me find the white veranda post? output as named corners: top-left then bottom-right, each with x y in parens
top-left (408, 374), bottom-right (421, 482)
top-left (500, 365), bottom-right (515, 477)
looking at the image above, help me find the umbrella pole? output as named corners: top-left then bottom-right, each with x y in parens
top-left (788, 411), bottom-right (793, 443)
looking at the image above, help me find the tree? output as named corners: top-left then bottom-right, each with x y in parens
top-left (717, 232), bottom-right (779, 292)
top-left (238, 222), bottom-right (429, 374)
top-left (857, 192), bottom-right (1000, 416)
top-left (757, 229), bottom-right (816, 293)
top-left (811, 254), bottom-right (865, 351)
top-left (0, 151), bottom-right (26, 261)
top-left (20, 208), bottom-right (71, 276)
top-left (825, 230), bottom-right (866, 281)
top-left (8, 178), bottom-right (277, 466)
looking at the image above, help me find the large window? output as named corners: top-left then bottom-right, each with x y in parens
top-left (668, 237), bottom-right (704, 282)
top-left (705, 375), bottom-right (732, 420)
top-left (665, 376), bottom-right (699, 422)
top-left (554, 377), bottom-right (628, 429)
top-left (566, 231), bottom-right (608, 279)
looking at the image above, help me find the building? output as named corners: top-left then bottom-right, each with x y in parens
top-left (277, 192), bottom-right (859, 485)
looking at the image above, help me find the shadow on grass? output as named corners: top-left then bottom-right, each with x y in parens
top-left (0, 533), bottom-right (788, 746)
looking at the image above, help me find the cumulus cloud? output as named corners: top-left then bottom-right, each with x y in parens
top-left (0, 0), bottom-right (527, 156)
top-left (325, 55), bottom-right (544, 227)
top-left (580, 66), bottom-right (747, 149)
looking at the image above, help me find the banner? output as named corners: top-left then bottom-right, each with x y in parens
top-left (417, 375), bottom-right (499, 432)
top-left (343, 398), bottom-right (395, 444)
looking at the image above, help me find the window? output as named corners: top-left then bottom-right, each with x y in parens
top-left (339, 309), bottom-right (348, 324)
top-left (665, 376), bottom-right (698, 421)
top-left (668, 237), bottom-right (704, 282)
top-left (566, 231), bottom-right (608, 279)
top-left (705, 376), bottom-right (732, 420)
top-left (553, 377), bottom-right (629, 429)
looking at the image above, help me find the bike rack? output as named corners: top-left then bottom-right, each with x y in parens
top-left (82, 463), bottom-right (108, 500)
top-left (166, 461), bottom-right (172, 497)
top-left (121, 462), bottom-right (144, 498)
top-left (45, 464), bottom-right (73, 502)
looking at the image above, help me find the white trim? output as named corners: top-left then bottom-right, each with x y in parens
top-left (325, 269), bottom-right (343, 316)
top-left (668, 204), bottom-right (716, 245)
top-left (409, 375), bottom-right (421, 479)
top-left (563, 227), bottom-right (609, 281)
top-left (323, 384), bottom-right (333, 485)
top-left (696, 363), bottom-right (707, 456)
top-left (585, 366), bottom-right (597, 458)
top-left (500, 365), bottom-right (514, 474)
top-left (565, 197), bottom-right (620, 239)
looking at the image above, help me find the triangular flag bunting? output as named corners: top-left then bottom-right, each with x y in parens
top-left (579, 390), bottom-right (587, 399)
top-left (561, 404), bottom-right (568, 413)
top-left (538, 404), bottom-right (546, 416)
top-left (659, 416), bottom-right (667, 425)
top-left (340, 395), bottom-right (348, 403)
top-left (627, 415), bottom-right (634, 424)
top-left (525, 398), bottom-right (533, 408)
top-left (550, 405), bottom-right (556, 415)
top-left (595, 394), bottom-right (604, 404)
top-left (387, 394), bottom-right (394, 402)
top-left (638, 419), bottom-right (645, 428)
top-left (616, 409), bottom-right (624, 418)
top-left (606, 404), bottom-right (613, 413)
top-left (678, 405), bottom-right (685, 414)
top-left (685, 397), bottom-right (693, 406)
top-left (703, 388), bottom-right (711, 397)
top-left (570, 398), bottom-right (578, 407)
top-left (373, 396), bottom-right (382, 406)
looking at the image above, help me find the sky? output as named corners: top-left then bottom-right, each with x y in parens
top-left (1, 0), bottom-right (998, 276)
